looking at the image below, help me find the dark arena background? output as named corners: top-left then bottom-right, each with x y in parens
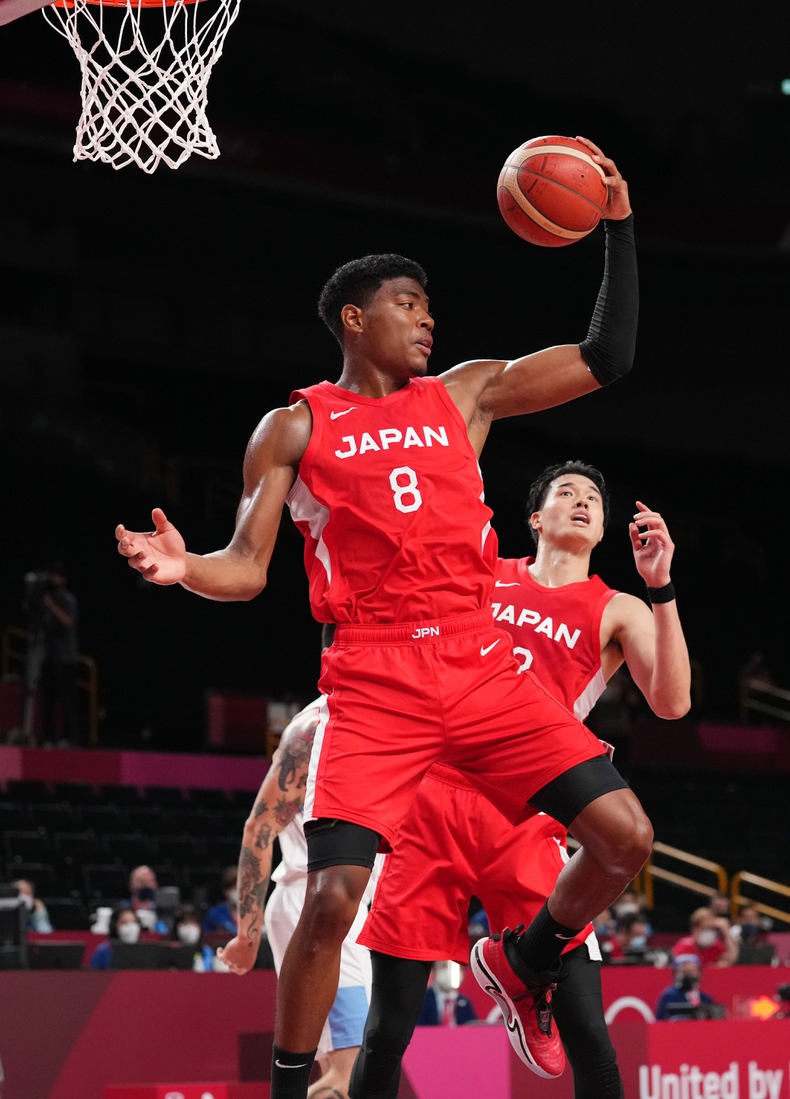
top-left (1, 2), bottom-right (790, 1097)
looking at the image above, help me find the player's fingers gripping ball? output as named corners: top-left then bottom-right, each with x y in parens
top-left (497, 136), bottom-right (608, 247)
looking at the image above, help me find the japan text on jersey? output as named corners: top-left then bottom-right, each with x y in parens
top-left (286, 377), bottom-right (497, 624)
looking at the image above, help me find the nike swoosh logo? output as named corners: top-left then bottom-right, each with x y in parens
top-left (480, 640), bottom-right (500, 656)
top-left (555, 932), bottom-right (576, 940)
top-left (330, 407), bottom-right (357, 419)
top-left (494, 581), bottom-right (519, 587)
top-left (275, 1061), bottom-right (308, 1069)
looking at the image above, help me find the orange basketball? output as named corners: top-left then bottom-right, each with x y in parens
top-left (497, 136), bottom-right (608, 248)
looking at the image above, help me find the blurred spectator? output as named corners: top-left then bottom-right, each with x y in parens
top-left (36, 563), bottom-right (81, 747)
top-left (592, 908), bottom-right (616, 939)
top-left (599, 912), bottom-right (651, 965)
top-left (709, 893), bottom-right (732, 922)
top-left (732, 904), bottom-right (776, 965)
top-left (90, 908), bottom-right (141, 969)
top-left (126, 866), bottom-right (167, 933)
top-left (656, 955), bottom-right (717, 1020)
top-left (14, 879), bottom-right (52, 933)
top-left (612, 888), bottom-right (649, 923)
top-left (203, 866), bottom-right (239, 934)
top-left (730, 904), bottom-right (760, 943)
top-left (416, 962), bottom-right (477, 1027)
top-left (172, 904), bottom-right (215, 972)
top-left (672, 907), bottom-right (738, 967)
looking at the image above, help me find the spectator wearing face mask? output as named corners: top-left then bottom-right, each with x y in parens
top-left (416, 962), bottom-right (478, 1027)
top-left (90, 908), bottom-right (142, 968)
top-left (732, 904), bottom-right (776, 964)
top-left (599, 912), bottom-right (651, 964)
top-left (203, 866), bottom-right (239, 934)
top-left (656, 955), bottom-right (716, 1020)
top-left (612, 888), bottom-right (653, 936)
top-left (125, 865), bottom-right (167, 933)
top-left (172, 905), bottom-right (215, 972)
top-left (14, 880), bottom-right (52, 933)
top-left (672, 907), bottom-right (738, 967)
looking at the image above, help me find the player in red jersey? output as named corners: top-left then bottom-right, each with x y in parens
top-left (351, 461), bottom-right (690, 1097)
top-left (115, 138), bottom-right (648, 1093)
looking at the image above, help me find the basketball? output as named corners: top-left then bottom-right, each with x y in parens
top-left (497, 136), bottom-right (609, 247)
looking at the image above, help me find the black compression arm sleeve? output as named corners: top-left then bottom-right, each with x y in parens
top-left (579, 214), bottom-right (638, 387)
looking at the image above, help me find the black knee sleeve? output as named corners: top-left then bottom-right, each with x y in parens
top-left (305, 818), bottom-right (380, 872)
top-left (529, 755), bottom-right (628, 827)
top-left (349, 952), bottom-right (432, 1099)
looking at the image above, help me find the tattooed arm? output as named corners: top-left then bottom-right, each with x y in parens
top-left (217, 705), bottom-right (318, 975)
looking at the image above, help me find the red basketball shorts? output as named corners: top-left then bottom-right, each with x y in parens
top-left (305, 610), bottom-right (604, 849)
top-left (359, 763), bottom-right (595, 965)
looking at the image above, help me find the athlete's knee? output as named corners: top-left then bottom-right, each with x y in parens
top-left (573, 791), bottom-right (653, 877)
top-left (302, 867), bottom-right (368, 944)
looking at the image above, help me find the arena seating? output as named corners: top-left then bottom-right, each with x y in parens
top-left (0, 781), bottom-right (255, 927)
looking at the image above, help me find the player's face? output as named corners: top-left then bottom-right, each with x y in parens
top-left (531, 476), bottom-right (605, 550)
top-left (359, 278), bottom-right (434, 378)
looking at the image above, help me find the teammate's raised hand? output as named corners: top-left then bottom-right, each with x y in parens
top-left (115, 508), bottom-right (187, 585)
top-left (576, 136), bottom-right (631, 220)
top-left (629, 501), bottom-right (674, 589)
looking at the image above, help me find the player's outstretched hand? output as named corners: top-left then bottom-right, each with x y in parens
top-left (115, 508), bottom-right (187, 585)
top-left (216, 935), bottom-right (257, 976)
top-left (576, 136), bottom-right (632, 221)
top-left (629, 501), bottom-right (674, 589)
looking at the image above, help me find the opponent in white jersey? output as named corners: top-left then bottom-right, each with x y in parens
top-left (220, 693), bottom-right (381, 1099)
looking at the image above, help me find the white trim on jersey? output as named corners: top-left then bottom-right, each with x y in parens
top-left (287, 475), bottom-right (332, 583)
top-left (573, 668), bottom-right (607, 722)
top-left (303, 694), bottom-right (330, 822)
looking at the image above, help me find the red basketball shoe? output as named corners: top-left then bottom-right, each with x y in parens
top-left (470, 927), bottom-right (565, 1079)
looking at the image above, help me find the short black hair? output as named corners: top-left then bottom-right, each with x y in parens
top-left (318, 254), bottom-right (428, 345)
top-left (526, 461), bottom-right (609, 547)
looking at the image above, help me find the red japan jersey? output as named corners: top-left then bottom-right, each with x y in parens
top-left (287, 377), bottom-right (497, 624)
top-left (492, 556), bottom-right (618, 719)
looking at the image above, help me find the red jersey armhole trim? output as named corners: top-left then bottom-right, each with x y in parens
top-left (592, 586), bottom-right (620, 649)
top-left (429, 376), bottom-right (486, 470)
top-left (289, 387), bottom-right (323, 483)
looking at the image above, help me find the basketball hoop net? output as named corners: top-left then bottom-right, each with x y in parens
top-left (43, 0), bottom-right (241, 173)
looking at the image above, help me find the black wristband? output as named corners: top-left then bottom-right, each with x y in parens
top-left (646, 582), bottom-right (676, 604)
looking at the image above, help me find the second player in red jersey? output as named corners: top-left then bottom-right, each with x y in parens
top-left (352, 463), bottom-right (690, 1098)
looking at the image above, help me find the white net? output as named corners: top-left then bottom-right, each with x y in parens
top-left (43, 0), bottom-right (242, 173)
